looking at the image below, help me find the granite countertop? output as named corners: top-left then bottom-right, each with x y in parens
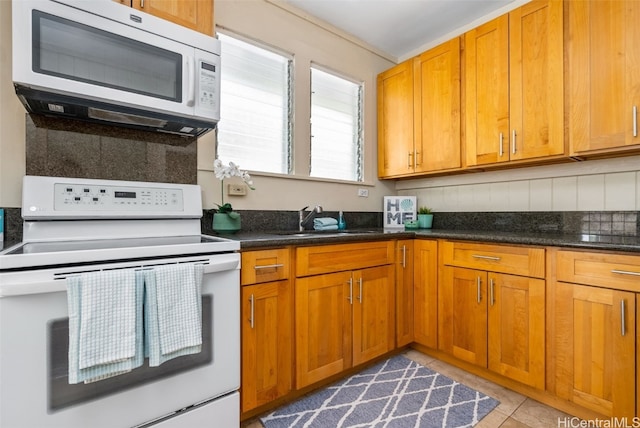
top-left (224, 228), bottom-right (640, 253)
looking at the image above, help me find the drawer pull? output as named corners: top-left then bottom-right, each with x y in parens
top-left (254, 263), bottom-right (284, 270)
top-left (249, 294), bottom-right (255, 329)
top-left (402, 245), bottom-right (407, 268)
top-left (347, 277), bottom-right (353, 304)
top-left (472, 254), bottom-right (501, 261)
top-left (477, 276), bottom-right (482, 303)
top-left (611, 269), bottom-right (640, 277)
top-left (621, 300), bottom-right (626, 337)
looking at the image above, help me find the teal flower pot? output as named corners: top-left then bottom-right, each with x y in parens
top-left (212, 212), bottom-right (241, 234)
top-left (418, 214), bottom-right (433, 229)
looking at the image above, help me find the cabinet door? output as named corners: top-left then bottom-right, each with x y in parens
top-left (414, 239), bottom-right (438, 348)
top-left (487, 273), bottom-right (545, 389)
top-left (132, 0), bottom-right (214, 35)
top-left (295, 272), bottom-right (352, 388)
top-left (569, 0), bottom-right (640, 154)
top-left (554, 282), bottom-right (635, 418)
top-left (352, 265), bottom-right (395, 366)
top-left (509, 0), bottom-right (564, 161)
top-left (377, 60), bottom-right (414, 178)
top-left (241, 281), bottom-right (292, 412)
top-left (396, 240), bottom-right (414, 347)
top-left (439, 267), bottom-right (488, 366)
top-left (464, 15), bottom-right (510, 166)
top-left (413, 38), bottom-right (461, 173)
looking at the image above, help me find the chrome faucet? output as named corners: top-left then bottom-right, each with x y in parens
top-left (299, 205), bottom-right (323, 231)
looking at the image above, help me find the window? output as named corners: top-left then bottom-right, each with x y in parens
top-left (310, 67), bottom-right (363, 182)
top-left (217, 33), bottom-right (292, 174)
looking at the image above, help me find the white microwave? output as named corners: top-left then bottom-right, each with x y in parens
top-left (12, 0), bottom-right (221, 137)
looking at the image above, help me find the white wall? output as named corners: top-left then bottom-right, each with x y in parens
top-left (397, 156), bottom-right (640, 212)
top-left (197, 0), bottom-right (396, 212)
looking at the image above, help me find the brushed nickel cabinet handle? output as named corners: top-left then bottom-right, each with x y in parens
top-left (358, 277), bottom-right (363, 303)
top-left (254, 263), bottom-right (284, 270)
top-left (347, 277), bottom-right (353, 304)
top-left (489, 278), bottom-right (495, 306)
top-left (621, 300), bottom-right (626, 337)
top-left (499, 132), bottom-right (504, 157)
top-left (402, 245), bottom-right (407, 268)
top-left (633, 106), bottom-right (638, 138)
top-left (472, 254), bottom-right (501, 261)
top-left (477, 277), bottom-right (482, 304)
top-left (611, 269), bottom-right (640, 277)
top-left (249, 294), bottom-right (255, 329)
top-left (407, 152), bottom-right (413, 168)
top-left (512, 130), bottom-right (517, 154)
top-left (415, 151), bottom-right (421, 167)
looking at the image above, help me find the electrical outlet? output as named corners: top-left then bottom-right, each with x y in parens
top-left (357, 188), bottom-right (369, 197)
top-left (228, 183), bottom-right (247, 196)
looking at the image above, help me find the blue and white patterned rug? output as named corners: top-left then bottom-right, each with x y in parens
top-left (260, 355), bottom-right (499, 428)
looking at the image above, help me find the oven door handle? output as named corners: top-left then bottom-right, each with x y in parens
top-left (0, 259), bottom-right (239, 297)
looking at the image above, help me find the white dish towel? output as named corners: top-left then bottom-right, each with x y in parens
top-left (143, 264), bottom-right (204, 367)
top-left (67, 269), bottom-right (144, 384)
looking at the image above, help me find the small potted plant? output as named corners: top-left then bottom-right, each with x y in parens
top-left (211, 158), bottom-right (255, 233)
top-left (417, 206), bottom-right (433, 229)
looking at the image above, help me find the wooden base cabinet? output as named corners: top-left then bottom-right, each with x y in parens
top-left (296, 265), bottom-right (395, 388)
top-left (551, 249), bottom-right (638, 418)
top-left (241, 249), bottom-right (292, 414)
top-left (396, 240), bottom-right (414, 347)
top-left (241, 281), bottom-right (292, 412)
top-left (439, 241), bottom-right (546, 389)
top-left (413, 239), bottom-right (438, 349)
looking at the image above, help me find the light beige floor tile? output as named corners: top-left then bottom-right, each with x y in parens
top-left (498, 416), bottom-right (531, 428)
top-left (475, 409), bottom-right (510, 428)
top-left (511, 398), bottom-right (575, 428)
top-left (426, 359), bottom-right (527, 416)
top-left (240, 418), bottom-right (264, 428)
top-left (403, 349), bottom-right (436, 366)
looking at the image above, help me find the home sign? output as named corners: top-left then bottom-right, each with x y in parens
top-left (383, 196), bottom-right (416, 228)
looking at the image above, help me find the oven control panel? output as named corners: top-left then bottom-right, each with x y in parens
top-left (22, 176), bottom-right (202, 219)
top-left (52, 183), bottom-right (183, 211)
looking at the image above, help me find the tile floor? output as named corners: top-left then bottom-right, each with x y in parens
top-left (242, 349), bottom-right (577, 428)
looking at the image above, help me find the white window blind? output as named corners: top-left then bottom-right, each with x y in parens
top-left (310, 67), bottom-right (363, 182)
top-left (217, 33), bottom-right (291, 174)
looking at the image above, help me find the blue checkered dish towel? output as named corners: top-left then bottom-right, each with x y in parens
top-left (67, 269), bottom-right (144, 384)
top-left (144, 264), bottom-right (204, 367)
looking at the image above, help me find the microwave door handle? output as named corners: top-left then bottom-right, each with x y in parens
top-left (186, 56), bottom-right (196, 107)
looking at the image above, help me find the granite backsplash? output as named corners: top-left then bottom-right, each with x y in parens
top-left (3, 210), bottom-right (639, 244)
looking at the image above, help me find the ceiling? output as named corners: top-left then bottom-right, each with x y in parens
top-left (280, 0), bottom-right (519, 61)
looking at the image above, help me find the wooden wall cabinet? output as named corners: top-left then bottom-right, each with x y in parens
top-left (439, 241), bottom-right (546, 389)
top-left (568, 0), bottom-right (640, 156)
top-left (413, 239), bottom-right (438, 349)
top-left (240, 249), bottom-right (292, 413)
top-left (550, 250), bottom-right (637, 418)
top-left (377, 60), bottom-right (415, 178)
top-left (413, 38), bottom-right (462, 174)
top-left (113, 0), bottom-right (214, 35)
top-left (295, 242), bottom-right (395, 388)
top-left (465, 0), bottom-right (564, 167)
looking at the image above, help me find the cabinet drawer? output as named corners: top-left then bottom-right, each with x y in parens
top-left (556, 250), bottom-right (640, 292)
top-left (296, 241), bottom-right (395, 277)
top-left (241, 248), bottom-right (290, 285)
top-left (441, 241), bottom-right (545, 278)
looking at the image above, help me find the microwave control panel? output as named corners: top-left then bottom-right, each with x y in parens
top-left (198, 62), bottom-right (218, 110)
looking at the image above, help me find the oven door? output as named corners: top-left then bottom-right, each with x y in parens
top-left (0, 252), bottom-right (239, 428)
